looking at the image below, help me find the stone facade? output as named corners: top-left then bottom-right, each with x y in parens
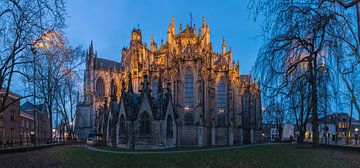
top-left (76, 17), bottom-right (262, 149)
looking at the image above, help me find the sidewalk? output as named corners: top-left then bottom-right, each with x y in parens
top-left (86, 143), bottom-right (272, 154)
top-left (0, 143), bottom-right (62, 154)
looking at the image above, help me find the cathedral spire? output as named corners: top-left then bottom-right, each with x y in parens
top-left (202, 16), bottom-right (206, 28)
top-left (171, 16), bottom-right (175, 28)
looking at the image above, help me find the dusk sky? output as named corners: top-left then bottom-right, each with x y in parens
top-left (64, 0), bottom-right (263, 74)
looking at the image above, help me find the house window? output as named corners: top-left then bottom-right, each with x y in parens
top-left (166, 115), bottom-right (173, 138)
top-left (119, 115), bottom-right (126, 136)
top-left (0, 127), bottom-right (3, 140)
top-left (10, 110), bottom-right (15, 121)
top-left (10, 128), bottom-right (15, 140)
top-left (139, 112), bottom-right (151, 136)
top-left (0, 111), bottom-right (4, 120)
top-left (21, 120), bottom-right (25, 127)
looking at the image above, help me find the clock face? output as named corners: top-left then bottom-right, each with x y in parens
top-left (132, 34), bottom-right (140, 41)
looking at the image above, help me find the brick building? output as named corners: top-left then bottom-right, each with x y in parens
top-left (0, 90), bottom-right (21, 146)
top-left (19, 111), bottom-right (34, 145)
top-left (20, 101), bottom-right (51, 144)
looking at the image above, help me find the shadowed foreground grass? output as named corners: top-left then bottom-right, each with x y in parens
top-left (0, 144), bottom-right (359, 168)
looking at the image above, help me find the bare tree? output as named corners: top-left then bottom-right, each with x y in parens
top-left (55, 63), bottom-right (83, 140)
top-left (250, 0), bottom-right (341, 147)
top-left (265, 97), bottom-right (287, 141)
top-left (21, 32), bottom-right (83, 142)
top-left (0, 0), bottom-right (65, 113)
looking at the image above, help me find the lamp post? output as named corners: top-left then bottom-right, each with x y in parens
top-left (355, 128), bottom-right (359, 147)
top-left (31, 46), bottom-right (37, 147)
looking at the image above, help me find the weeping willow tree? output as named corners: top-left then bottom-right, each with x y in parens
top-left (249, 0), bottom-right (359, 147)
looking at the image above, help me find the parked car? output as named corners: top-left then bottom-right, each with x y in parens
top-left (86, 138), bottom-right (94, 145)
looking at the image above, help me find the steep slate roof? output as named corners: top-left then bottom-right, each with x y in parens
top-left (111, 75), bottom-right (173, 122)
top-left (95, 58), bottom-right (121, 71)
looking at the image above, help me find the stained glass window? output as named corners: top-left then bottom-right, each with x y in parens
top-left (216, 80), bottom-right (227, 126)
top-left (184, 70), bottom-right (194, 112)
top-left (96, 78), bottom-right (105, 98)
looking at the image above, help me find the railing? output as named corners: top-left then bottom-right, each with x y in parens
top-left (0, 138), bottom-right (53, 149)
top-left (304, 137), bottom-right (360, 147)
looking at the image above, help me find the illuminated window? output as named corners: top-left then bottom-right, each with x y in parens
top-left (166, 115), bottom-right (173, 138)
top-left (96, 78), bottom-right (105, 98)
top-left (139, 112), bottom-right (151, 136)
top-left (184, 69), bottom-right (194, 111)
top-left (184, 69), bottom-right (194, 125)
top-left (216, 80), bottom-right (227, 126)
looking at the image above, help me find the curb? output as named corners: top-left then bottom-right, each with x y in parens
top-left (85, 143), bottom-right (275, 154)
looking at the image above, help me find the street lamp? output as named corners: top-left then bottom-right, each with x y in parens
top-left (355, 128), bottom-right (359, 147)
top-left (31, 46), bottom-right (37, 147)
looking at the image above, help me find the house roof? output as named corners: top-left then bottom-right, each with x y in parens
top-left (20, 101), bottom-right (46, 115)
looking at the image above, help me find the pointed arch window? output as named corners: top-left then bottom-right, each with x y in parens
top-left (166, 115), bottom-right (173, 138)
top-left (184, 69), bottom-right (194, 112)
top-left (139, 112), bottom-right (151, 136)
top-left (96, 78), bottom-right (105, 98)
top-left (119, 115), bottom-right (126, 137)
top-left (184, 69), bottom-right (194, 125)
top-left (216, 79), bottom-right (227, 126)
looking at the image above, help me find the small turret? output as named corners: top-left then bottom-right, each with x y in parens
top-left (150, 36), bottom-right (157, 53)
top-left (222, 37), bottom-right (226, 56)
top-left (89, 40), bottom-right (94, 55)
top-left (201, 17), bottom-right (207, 36)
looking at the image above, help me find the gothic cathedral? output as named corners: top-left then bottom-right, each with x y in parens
top-left (76, 17), bottom-right (262, 149)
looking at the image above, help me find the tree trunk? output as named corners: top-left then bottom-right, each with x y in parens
top-left (347, 101), bottom-right (353, 145)
top-left (309, 55), bottom-right (319, 148)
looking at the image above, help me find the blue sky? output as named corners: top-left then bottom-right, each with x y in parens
top-left (64, 0), bottom-right (263, 74)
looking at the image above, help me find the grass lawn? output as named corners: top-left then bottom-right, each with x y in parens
top-left (96, 144), bottom-right (230, 152)
top-left (0, 144), bottom-right (359, 168)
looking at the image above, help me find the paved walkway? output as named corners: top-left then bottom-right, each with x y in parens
top-left (85, 143), bottom-right (273, 154)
